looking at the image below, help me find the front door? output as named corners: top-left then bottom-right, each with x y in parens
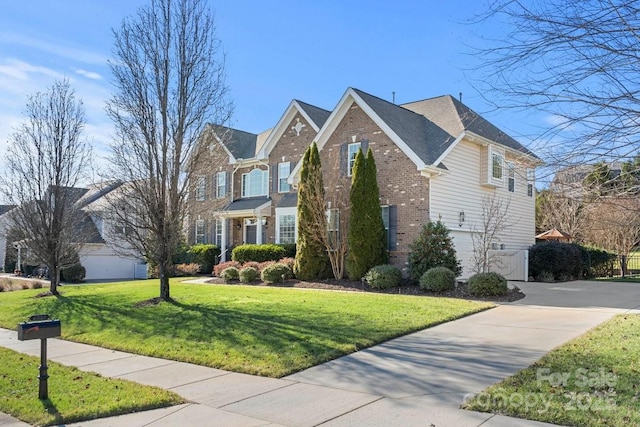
top-left (245, 220), bottom-right (257, 244)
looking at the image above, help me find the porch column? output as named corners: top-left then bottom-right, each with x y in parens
top-left (256, 216), bottom-right (264, 244)
top-left (220, 217), bottom-right (228, 262)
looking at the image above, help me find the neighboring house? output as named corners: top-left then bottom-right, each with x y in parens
top-left (550, 162), bottom-right (624, 199)
top-left (0, 182), bottom-right (145, 281)
top-left (187, 87), bottom-right (541, 278)
top-left (0, 205), bottom-right (17, 272)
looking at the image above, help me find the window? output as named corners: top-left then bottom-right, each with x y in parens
top-left (507, 162), bottom-right (515, 192)
top-left (381, 206), bottom-right (390, 250)
top-left (195, 219), bottom-right (205, 244)
top-left (195, 176), bottom-right (206, 201)
top-left (278, 214), bottom-right (296, 243)
top-left (492, 152), bottom-right (503, 180)
top-left (527, 169), bottom-right (535, 197)
top-left (213, 218), bottom-right (223, 247)
top-left (278, 162), bottom-right (291, 193)
top-left (241, 168), bottom-right (268, 198)
top-left (216, 171), bottom-right (226, 199)
top-left (348, 143), bottom-right (361, 176)
top-left (327, 208), bottom-right (340, 248)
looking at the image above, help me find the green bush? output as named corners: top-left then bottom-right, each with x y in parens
top-left (232, 244), bottom-right (287, 263)
top-left (188, 244), bottom-right (220, 273)
top-left (407, 220), bottom-right (462, 282)
top-left (364, 264), bottom-right (403, 289)
top-left (468, 272), bottom-right (508, 297)
top-left (419, 267), bottom-right (455, 292)
top-left (529, 241), bottom-right (582, 281)
top-left (260, 263), bottom-right (292, 284)
top-left (220, 267), bottom-right (239, 282)
top-left (61, 263), bottom-right (86, 283)
top-left (537, 270), bottom-right (555, 282)
top-left (276, 243), bottom-right (296, 258)
top-left (579, 245), bottom-right (616, 278)
top-left (213, 261), bottom-right (241, 276)
top-left (239, 267), bottom-right (259, 283)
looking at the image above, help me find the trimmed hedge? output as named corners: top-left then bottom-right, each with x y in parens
top-left (261, 263), bottom-right (293, 284)
top-left (239, 267), bottom-right (259, 283)
top-left (220, 267), bottom-right (239, 282)
top-left (364, 264), bottom-right (403, 289)
top-left (468, 272), bottom-right (508, 297)
top-left (529, 241), bottom-right (582, 281)
top-left (61, 263), bottom-right (86, 283)
top-left (419, 267), bottom-right (455, 292)
top-left (188, 244), bottom-right (220, 273)
top-left (232, 244), bottom-right (287, 263)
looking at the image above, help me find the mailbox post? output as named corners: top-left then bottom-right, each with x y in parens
top-left (17, 314), bottom-right (61, 400)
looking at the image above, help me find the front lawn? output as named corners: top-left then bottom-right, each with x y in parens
top-left (463, 314), bottom-right (640, 427)
top-left (0, 279), bottom-right (492, 377)
top-left (0, 347), bottom-right (183, 426)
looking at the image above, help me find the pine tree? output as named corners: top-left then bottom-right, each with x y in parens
top-left (346, 147), bottom-right (388, 280)
top-left (294, 143), bottom-right (331, 280)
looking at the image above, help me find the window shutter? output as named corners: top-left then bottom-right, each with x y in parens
top-left (225, 171), bottom-right (230, 197)
top-left (339, 143), bottom-right (348, 176)
top-left (271, 165), bottom-right (278, 193)
top-left (361, 139), bottom-right (369, 155)
top-left (388, 205), bottom-right (398, 250)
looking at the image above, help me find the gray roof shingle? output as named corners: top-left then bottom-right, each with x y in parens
top-left (352, 88), bottom-right (456, 166)
top-left (402, 95), bottom-right (539, 160)
top-left (295, 100), bottom-right (331, 129)
top-left (211, 125), bottom-right (258, 160)
top-left (222, 197), bottom-right (271, 212)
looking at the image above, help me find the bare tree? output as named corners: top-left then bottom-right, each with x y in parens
top-left (470, 193), bottom-right (513, 273)
top-left (0, 79), bottom-right (93, 295)
top-left (535, 189), bottom-right (586, 241)
top-left (582, 197), bottom-right (640, 276)
top-left (105, 0), bottom-right (232, 300)
top-left (474, 0), bottom-right (640, 167)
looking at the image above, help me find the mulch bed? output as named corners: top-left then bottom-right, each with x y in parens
top-left (204, 277), bottom-right (525, 303)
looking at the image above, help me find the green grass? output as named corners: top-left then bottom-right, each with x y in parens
top-left (0, 347), bottom-right (183, 426)
top-left (463, 314), bottom-right (640, 427)
top-left (0, 279), bottom-right (492, 377)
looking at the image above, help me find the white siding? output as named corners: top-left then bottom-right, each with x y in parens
top-left (429, 139), bottom-right (536, 279)
top-left (79, 244), bottom-right (141, 280)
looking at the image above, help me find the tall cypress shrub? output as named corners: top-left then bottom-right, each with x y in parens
top-left (294, 143), bottom-right (331, 280)
top-left (346, 147), bottom-right (388, 280)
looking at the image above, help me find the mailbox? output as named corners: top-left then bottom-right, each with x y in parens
top-left (17, 316), bottom-right (61, 341)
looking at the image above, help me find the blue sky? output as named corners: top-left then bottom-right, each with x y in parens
top-left (0, 1), bottom-right (551, 182)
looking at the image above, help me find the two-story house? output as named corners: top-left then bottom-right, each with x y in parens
top-left (187, 87), bottom-right (541, 278)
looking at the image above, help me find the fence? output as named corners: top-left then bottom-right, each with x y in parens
top-left (488, 249), bottom-right (529, 281)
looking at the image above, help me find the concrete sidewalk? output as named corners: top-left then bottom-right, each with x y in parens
top-left (1, 280), bottom-right (638, 426)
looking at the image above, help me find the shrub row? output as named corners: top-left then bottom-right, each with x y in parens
top-left (231, 244), bottom-right (287, 263)
top-left (220, 262), bottom-right (294, 284)
top-left (529, 242), bottom-right (616, 281)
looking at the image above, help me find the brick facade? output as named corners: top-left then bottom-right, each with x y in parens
top-left (319, 102), bottom-right (429, 270)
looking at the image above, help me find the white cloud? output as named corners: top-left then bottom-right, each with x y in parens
top-left (0, 58), bottom-right (61, 82)
top-left (75, 68), bottom-right (103, 81)
top-left (0, 31), bottom-right (109, 66)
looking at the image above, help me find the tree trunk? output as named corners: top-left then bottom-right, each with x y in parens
top-left (159, 262), bottom-right (171, 300)
top-left (50, 265), bottom-right (60, 296)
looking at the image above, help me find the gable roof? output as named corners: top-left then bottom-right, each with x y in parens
top-left (210, 125), bottom-right (258, 160)
top-left (402, 95), bottom-right (540, 160)
top-left (352, 88), bottom-right (455, 166)
top-left (295, 100), bottom-right (331, 129)
top-left (257, 100), bottom-right (331, 159)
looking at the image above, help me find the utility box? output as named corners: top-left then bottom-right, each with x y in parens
top-left (17, 316), bottom-right (61, 341)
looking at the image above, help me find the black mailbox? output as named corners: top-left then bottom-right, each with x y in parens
top-left (17, 316), bottom-right (61, 341)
